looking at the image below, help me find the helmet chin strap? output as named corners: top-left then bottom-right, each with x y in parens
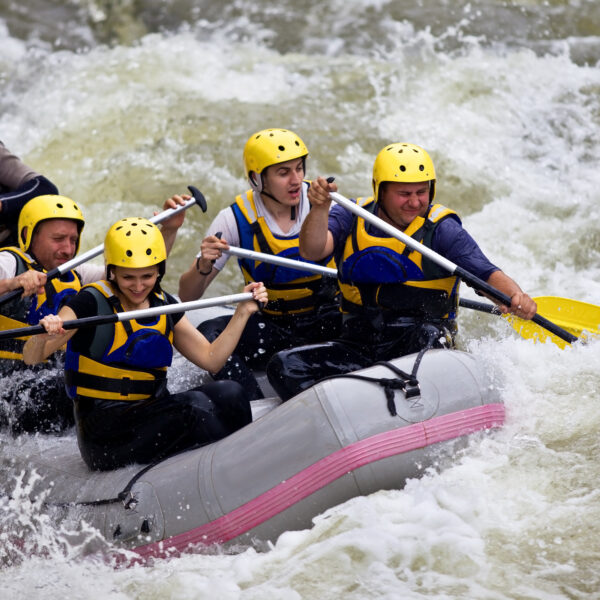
top-left (260, 190), bottom-right (296, 220)
top-left (29, 250), bottom-right (42, 268)
top-left (376, 201), bottom-right (405, 231)
top-left (250, 172), bottom-right (296, 220)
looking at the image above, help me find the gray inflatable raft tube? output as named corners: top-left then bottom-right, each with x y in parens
top-left (3, 349), bottom-right (503, 560)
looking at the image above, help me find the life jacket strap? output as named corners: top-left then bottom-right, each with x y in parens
top-left (65, 370), bottom-right (167, 400)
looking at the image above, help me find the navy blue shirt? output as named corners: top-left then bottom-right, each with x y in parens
top-left (328, 202), bottom-right (499, 281)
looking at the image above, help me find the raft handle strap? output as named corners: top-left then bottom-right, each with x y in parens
top-left (310, 324), bottom-right (447, 416)
top-left (41, 443), bottom-right (208, 509)
top-left (311, 361), bottom-right (420, 417)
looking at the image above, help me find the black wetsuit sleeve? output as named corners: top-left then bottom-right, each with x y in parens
top-left (64, 289), bottom-right (98, 351)
top-left (163, 291), bottom-right (184, 325)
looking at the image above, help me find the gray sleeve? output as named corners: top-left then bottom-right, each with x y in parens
top-left (0, 141), bottom-right (38, 189)
top-left (77, 263), bottom-right (105, 285)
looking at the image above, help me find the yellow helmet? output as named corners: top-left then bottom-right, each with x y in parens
top-left (104, 217), bottom-right (167, 275)
top-left (18, 194), bottom-right (85, 254)
top-left (243, 128), bottom-right (308, 189)
top-left (372, 143), bottom-right (436, 203)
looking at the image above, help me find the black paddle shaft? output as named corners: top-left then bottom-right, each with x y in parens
top-left (456, 266), bottom-right (578, 344)
top-left (458, 298), bottom-right (501, 315)
top-left (0, 292), bottom-right (255, 342)
top-left (0, 313), bottom-right (120, 341)
top-left (329, 191), bottom-right (578, 345)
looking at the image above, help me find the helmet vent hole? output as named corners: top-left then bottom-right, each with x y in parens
top-left (294, 141), bottom-right (300, 146)
top-left (126, 250), bottom-right (133, 257)
top-left (56, 203), bottom-right (64, 208)
top-left (126, 231), bottom-right (131, 236)
top-left (399, 165), bottom-right (406, 172)
top-left (132, 222), bottom-right (138, 226)
top-left (141, 230), bottom-right (147, 235)
top-left (419, 165), bottom-right (424, 171)
top-left (146, 248), bottom-right (152, 256)
top-left (116, 226), bottom-right (123, 231)
top-left (278, 145), bottom-right (285, 151)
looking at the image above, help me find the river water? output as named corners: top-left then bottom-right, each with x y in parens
top-left (1, 0), bottom-right (600, 598)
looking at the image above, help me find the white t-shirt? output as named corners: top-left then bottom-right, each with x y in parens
top-left (204, 183), bottom-right (312, 271)
top-left (0, 250), bottom-right (104, 284)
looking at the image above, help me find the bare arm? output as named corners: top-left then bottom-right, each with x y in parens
top-left (300, 176), bottom-right (336, 261)
top-left (158, 194), bottom-right (188, 256)
top-left (178, 260), bottom-right (219, 301)
top-left (0, 269), bottom-right (46, 297)
top-left (23, 306), bottom-right (78, 364)
top-left (485, 270), bottom-right (537, 319)
top-left (173, 282), bottom-right (268, 372)
top-left (178, 233), bottom-right (230, 301)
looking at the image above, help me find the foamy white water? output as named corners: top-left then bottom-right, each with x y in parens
top-left (1, 1), bottom-right (599, 597)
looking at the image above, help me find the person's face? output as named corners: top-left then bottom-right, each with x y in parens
top-left (379, 181), bottom-right (430, 229)
top-left (112, 265), bottom-right (159, 307)
top-left (29, 219), bottom-right (79, 270)
top-left (261, 157), bottom-right (305, 205)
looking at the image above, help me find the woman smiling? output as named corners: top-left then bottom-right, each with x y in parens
top-left (23, 217), bottom-right (267, 471)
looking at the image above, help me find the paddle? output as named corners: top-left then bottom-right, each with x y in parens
top-left (224, 246), bottom-right (593, 347)
top-left (0, 186), bottom-right (207, 306)
top-left (224, 245), bottom-right (337, 277)
top-left (460, 296), bottom-right (600, 349)
top-left (0, 292), bottom-right (253, 342)
top-left (328, 191), bottom-right (578, 345)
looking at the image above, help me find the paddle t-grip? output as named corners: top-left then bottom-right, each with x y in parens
top-left (187, 186), bottom-right (208, 212)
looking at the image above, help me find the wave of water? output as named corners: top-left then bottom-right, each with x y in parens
top-left (1, 0), bottom-right (599, 598)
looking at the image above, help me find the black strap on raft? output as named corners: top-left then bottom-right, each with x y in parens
top-left (59, 461), bottom-right (157, 509)
top-left (311, 324), bottom-right (444, 416)
top-left (311, 359), bottom-right (422, 417)
top-left (40, 441), bottom-right (209, 510)
top-left (37, 461), bottom-right (158, 510)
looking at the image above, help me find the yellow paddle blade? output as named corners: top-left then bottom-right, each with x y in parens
top-left (505, 296), bottom-right (600, 349)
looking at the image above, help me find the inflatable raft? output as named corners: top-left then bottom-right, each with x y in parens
top-left (1, 347), bottom-right (504, 560)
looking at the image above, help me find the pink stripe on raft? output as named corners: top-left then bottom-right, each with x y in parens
top-left (135, 403), bottom-right (505, 559)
